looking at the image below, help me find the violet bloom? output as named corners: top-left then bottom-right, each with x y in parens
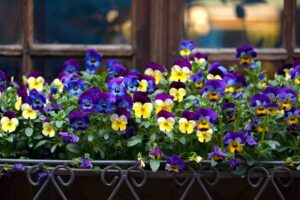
top-left (182, 110), bottom-right (196, 121)
top-left (108, 78), bottom-right (126, 98)
top-left (149, 146), bottom-right (164, 160)
top-left (144, 61), bottom-right (166, 84)
top-left (17, 86), bottom-right (28, 103)
top-left (63, 59), bottom-right (79, 75)
top-left (165, 155), bottom-right (185, 173)
top-left (85, 49), bottom-right (103, 74)
top-left (80, 157), bottom-right (93, 169)
top-left (222, 102), bottom-right (237, 122)
top-left (233, 72), bottom-right (247, 91)
top-left (207, 62), bottom-right (227, 80)
top-left (0, 70), bottom-right (8, 92)
top-left (107, 64), bottom-right (127, 80)
top-left (116, 94), bottom-right (133, 111)
top-left (96, 92), bottom-right (116, 114)
top-left (67, 78), bottom-right (84, 96)
top-left (13, 163), bottom-right (25, 171)
top-left (69, 111), bottom-right (90, 130)
top-left (223, 73), bottom-right (237, 95)
top-left (37, 172), bottom-right (48, 182)
top-left (236, 44), bottom-right (257, 66)
top-left (173, 58), bottom-right (192, 70)
top-left (194, 108), bottom-right (218, 133)
top-left (203, 80), bottom-right (226, 102)
top-left (280, 88), bottom-right (297, 111)
top-left (208, 146), bottom-right (227, 161)
top-left (78, 87), bottom-right (100, 113)
top-left (133, 92), bottom-right (151, 103)
top-left (27, 89), bottom-right (47, 110)
top-left (285, 108), bottom-right (300, 128)
top-left (123, 75), bottom-right (139, 94)
top-left (223, 131), bottom-right (246, 154)
top-left (228, 159), bottom-right (240, 170)
top-left (179, 40), bottom-right (196, 57)
top-left (106, 59), bottom-right (121, 72)
top-left (137, 74), bottom-right (156, 94)
top-left (123, 119), bottom-right (137, 139)
top-left (250, 93), bottom-right (271, 117)
top-left (190, 71), bottom-right (205, 89)
top-left (58, 132), bottom-right (79, 144)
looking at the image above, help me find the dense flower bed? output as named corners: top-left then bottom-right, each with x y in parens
top-left (0, 41), bottom-right (299, 172)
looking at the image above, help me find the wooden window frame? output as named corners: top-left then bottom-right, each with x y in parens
top-left (0, 0), bottom-right (298, 74)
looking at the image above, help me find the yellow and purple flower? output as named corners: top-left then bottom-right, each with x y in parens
top-left (110, 108), bottom-right (130, 132)
top-left (132, 92), bottom-right (153, 118)
top-left (154, 93), bottom-right (174, 113)
top-left (108, 78), bottom-right (126, 98)
top-left (222, 102), bottom-right (237, 123)
top-left (207, 62), bottom-right (227, 80)
top-left (277, 63), bottom-right (293, 80)
top-left (178, 110), bottom-right (196, 134)
top-left (78, 87), bottom-right (100, 113)
top-left (66, 78), bottom-right (84, 96)
top-left (285, 109), bottom-right (300, 134)
top-left (223, 131), bottom-right (245, 154)
top-left (195, 108), bottom-right (218, 142)
top-left (144, 61), bottom-right (166, 84)
top-left (95, 92), bottom-right (116, 114)
top-left (190, 71), bottom-right (205, 89)
top-left (223, 73), bottom-right (237, 96)
top-left (165, 155), bottom-right (185, 173)
top-left (236, 44), bottom-right (257, 66)
top-left (179, 40), bottom-right (196, 57)
top-left (85, 49), bottom-right (103, 74)
top-left (58, 132), bottom-right (79, 144)
top-left (149, 146), bottom-right (164, 160)
top-left (250, 93), bottom-right (271, 117)
top-left (203, 80), bottom-right (226, 102)
top-left (208, 146), bottom-right (227, 161)
top-left (169, 59), bottom-right (192, 82)
top-left (279, 88), bottom-right (297, 111)
top-left (27, 89), bottom-right (46, 110)
top-left (63, 59), bottom-right (79, 76)
top-left (157, 110), bottom-right (175, 133)
top-left (137, 74), bottom-right (156, 94)
top-left (69, 111), bottom-right (90, 130)
top-left (289, 65), bottom-right (300, 85)
top-left (169, 81), bottom-right (186, 102)
top-left (0, 111), bottom-right (19, 133)
top-left (189, 52), bottom-right (208, 64)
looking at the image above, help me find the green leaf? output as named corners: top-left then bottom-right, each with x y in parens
top-left (150, 159), bottom-right (160, 172)
top-left (177, 136), bottom-right (186, 145)
top-left (55, 121), bottom-right (64, 128)
top-left (104, 133), bottom-right (110, 140)
top-left (5, 135), bottom-right (14, 143)
top-left (150, 134), bottom-right (156, 142)
top-left (185, 95), bottom-right (197, 101)
top-left (66, 144), bottom-right (80, 153)
top-left (51, 144), bottom-right (58, 153)
top-left (264, 140), bottom-right (280, 150)
top-left (25, 128), bottom-right (33, 137)
top-left (211, 159), bottom-right (218, 167)
top-left (88, 135), bottom-right (94, 142)
top-left (165, 132), bottom-right (174, 142)
top-left (34, 140), bottom-right (48, 149)
top-left (127, 136), bottom-right (142, 147)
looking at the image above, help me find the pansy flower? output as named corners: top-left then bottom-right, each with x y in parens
top-left (0, 111), bottom-right (19, 133)
top-left (223, 73), bottom-right (237, 96)
top-left (78, 87), bottom-right (100, 113)
top-left (277, 63), bottom-right (293, 80)
top-left (51, 78), bottom-right (64, 94)
top-left (157, 110), bottom-right (175, 133)
top-left (169, 81), bottom-right (186, 102)
top-left (236, 44), bottom-right (257, 66)
top-left (110, 108), bottom-right (130, 132)
top-left (179, 40), bottom-right (196, 57)
top-left (207, 62), bottom-right (227, 80)
top-left (208, 146), bottom-right (227, 161)
top-left (279, 88), bottom-right (297, 111)
top-left (27, 89), bottom-right (46, 111)
top-left (85, 49), bottom-right (103, 74)
top-left (107, 64), bottom-right (127, 80)
top-left (285, 108), bottom-right (300, 128)
top-left (69, 111), bottom-right (90, 130)
top-left (223, 131), bottom-right (245, 154)
top-left (13, 164), bottom-right (26, 171)
top-left (169, 59), bottom-right (192, 82)
top-left (95, 92), bottom-right (116, 114)
top-left (289, 65), bottom-right (300, 85)
top-left (253, 118), bottom-right (269, 134)
top-left (189, 52), bottom-right (208, 65)
top-left (137, 74), bottom-right (156, 94)
top-left (0, 70), bottom-right (8, 92)
top-left (21, 103), bottom-right (37, 119)
top-left (106, 59), bottom-right (121, 72)
top-left (132, 92), bottom-right (153, 118)
top-left (123, 75), bottom-right (139, 94)
top-left (190, 71), bottom-right (205, 89)
top-left (233, 72), bottom-right (246, 92)
top-left (154, 93), bottom-right (174, 113)
top-left (229, 159), bottom-right (241, 170)
top-left (262, 86), bottom-right (285, 115)
top-left (195, 108), bottom-right (218, 142)
top-left (67, 78), bottom-right (84, 96)
top-left (27, 75), bottom-right (45, 91)
top-left (178, 110), bottom-right (196, 134)
top-left (58, 132), bottom-right (79, 144)
top-left (149, 146), bottom-right (164, 160)
top-left (250, 93), bottom-right (271, 117)
top-left (144, 61), bottom-right (165, 84)
top-left (203, 80), bottom-right (226, 102)
top-left (165, 155), bottom-right (185, 173)
top-left (42, 120), bottom-right (55, 137)
top-left (222, 102), bottom-right (237, 123)
top-left (108, 78), bottom-right (126, 98)
top-left (116, 94), bottom-right (133, 111)
top-left (80, 156), bottom-right (93, 169)
top-left (63, 59), bottom-right (79, 76)
top-left (258, 74), bottom-right (267, 87)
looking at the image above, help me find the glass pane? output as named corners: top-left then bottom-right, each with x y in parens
top-left (0, 58), bottom-right (21, 79)
top-left (32, 57), bottom-right (132, 81)
top-left (34, 0), bottom-right (132, 44)
top-left (184, 0), bottom-right (283, 48)
top-left (0, 0), bottom-right (20, 44)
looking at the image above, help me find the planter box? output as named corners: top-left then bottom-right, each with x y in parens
top-left (0, 159), bottom-right (300, 200)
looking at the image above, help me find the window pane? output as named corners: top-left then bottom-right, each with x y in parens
top-left (0, 58), bottom-right (21, 79)
top-left (184, 0), bottom-right (283, 48)
top-left (0, 0), bottom-right (20, 44)
top-left (34, 0), bottom-right (132, 44)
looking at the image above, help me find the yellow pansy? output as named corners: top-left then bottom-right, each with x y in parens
top-left (188, 154), bottom-right (203, 163)
top-left (258, 81), bottom-right (267, 87)
top-left (169, 65), bottom-right (190, 82)
top-left (137, 79), bottom-right (148, 92)
top-left (180, 49), bottom-right (191, 57)
top-left (178, 118), bottom-right (196, 134)
top-left (42, 122), bottom-right (55, 137)
top-left (133, 102), bottom-right (153, 118)
top-left (52, 78), bottom-right (64, 93)
top-left (145, 68), bottom-right (162, 84)
top-left (15, 96), bottom-right (22, 111)
top-left (197, 129), bottom-right (213, 143)
top-left (207, 74), bottom-right (222, 80)
top-left (192, 57), bottom-right (206, 65)
top-left (155, 99), bottom-right (174, 113)
top-left (281, 99), bottom-right (293, 111)
top-left (169, 88), bottom-right (186, 102)
top-left (294, 77), bottom-right (300, 85)
top-left (283, 68), bottom-right (292, 80)
top-left (110, 114), bottom-right (127, 131)
top-left (28, 76), bottom-right (45, 91)
top-left (21, 103), bottom-right (37, 119)
top-left (157, 117), bottom-right (175, 133)
top-left (228, 140), bottom-right (243, 154)
top-left (0, 117), bottom-right (19, 133)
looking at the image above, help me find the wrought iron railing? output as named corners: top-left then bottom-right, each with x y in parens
top-left (0, 159), bottom-right (299, 200)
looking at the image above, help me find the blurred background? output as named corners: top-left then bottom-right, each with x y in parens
top-left (0, 0), bottom-right (299, 79)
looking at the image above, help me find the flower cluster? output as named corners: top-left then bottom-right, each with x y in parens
top-left (0, 41), bottom-right (299, 172)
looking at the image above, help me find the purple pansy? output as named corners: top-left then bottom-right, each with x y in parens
top-left (63, 59), bottom-right (79, 75)
top-left (133, 92), bottom-right (151, 103)
top-left (165, 155), bottom-right (185, 173)
top-left (157, 110), bottom-right (175, 119)
top-left (145, 61), bottom-right (165, 73)
top-left (190, 71), bottom-right (205, 89)
top-left (222, 102), bottom-right (237, 122)
top-left (123, 75), bottom-right (139, 93)
top-left (250, 93), bottom-right (271, 116)
top-left (13, 163), bottom-right (25, 171)
top-left (116, 94), bottom-right (133, 111)
top-left (189, 52), bottom-right (208, 62)
top-left (106, 59), bottom-right (121, 72)
top-left (149, 146), bottom-right (164, 160)
top-left (228, 159), bottom-right (241, 170)
top-left (95, 92), bottom-right (116, 114)
top-left (203, 80), bottom-right (226, 102)
top-left (182, 110), bottom-right (196, 121)
top-left (80, 157), bottom-right (93, 169)
top-left (69, 111), bottom-right (90, 130)
top-left (236, 44), bottom-right (257, 66)
top-left (173, 58), bottom-right (192, 70)
top-left (107, 64), bottom-right (127, 80)
top-left (85, 49), bottom-right (103, 74)
top-left (66, 78), bottom-right (84, 96)
top-left (179, 40), bottom-right (196, 57)
top-left (108, 78), bottom-right (126, 98)
top-left (27, 89), bottom-right (47, 110)
top-left (208, 146), bottom-right (227, 161)
top-left (58, 132), bottom-right (79, 144)
top-left (78, 87), bottom-right (100, 113)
